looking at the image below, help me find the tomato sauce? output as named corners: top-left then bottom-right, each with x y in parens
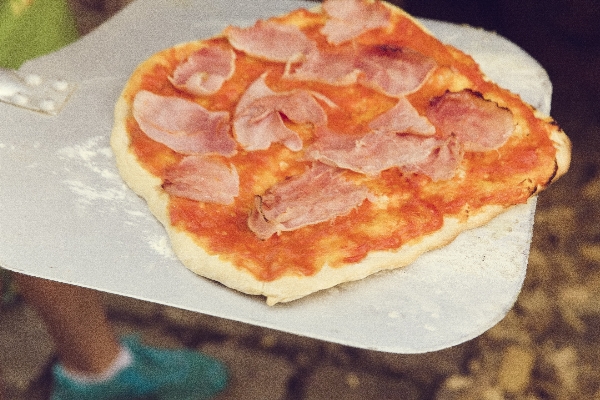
top-left (125, 6), bottom-right (558, 282)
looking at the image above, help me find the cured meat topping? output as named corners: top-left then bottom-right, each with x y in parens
top-left (247, 163), bottom-right (371, 239)
top-left (233, 75), bottom-right (328, 151)
top-left (368, 96), bottom-right (435, 136)
top-left (130, 1), bottom-right (524, 237)
top-left (225, 20), bottom-right (315, 62)
top-left (285, 44), bottom-right (436, 95)
top-left (355, 45), bottom-right (437, 96)
top-left (163, 156), bottom-right (239, 205)
top-left (427, 89), bottom-right (514, 152)
top-left (307, 126), bottom-right (449, 178)
top-left (169, 46), bottom-right (236, 96)
top-left (120, 0), bottom-right (566, 288)
top-left (132, 90), bottom-right (236, 156)
top-left (321, 0), bottom-right (392, 44)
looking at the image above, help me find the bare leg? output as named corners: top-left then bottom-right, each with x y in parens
top-left (13, 274), bottom-right (120, 375)
top-left (0, 274), bottom-right (3, 399)
top-left (0, 277), bottom-right (3, 399)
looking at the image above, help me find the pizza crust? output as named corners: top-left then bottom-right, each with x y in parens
top-left (110, 1), bottom-right (571, 305)
top-left (112, 103), bottom-right (511, 305)
top-left (549, 121), bottom-right (572, 183)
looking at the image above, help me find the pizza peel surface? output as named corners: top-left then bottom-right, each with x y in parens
top-left (111, 0), bottom-right (571, 305)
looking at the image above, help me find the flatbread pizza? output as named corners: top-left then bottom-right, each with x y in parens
top-left (111, 0), bottom-right (571, 305)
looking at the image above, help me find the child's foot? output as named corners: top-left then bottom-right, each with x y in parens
top-left (51, 335), bottom-right (228, 400)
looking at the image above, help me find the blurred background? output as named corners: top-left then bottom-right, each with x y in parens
top-left (1, 0), bottom-right (599, 399)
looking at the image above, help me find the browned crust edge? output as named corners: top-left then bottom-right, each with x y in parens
top-left (110, 1), bottom-right (571, 305)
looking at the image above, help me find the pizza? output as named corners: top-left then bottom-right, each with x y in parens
top-left (110, 0), bottom-right (571, 305)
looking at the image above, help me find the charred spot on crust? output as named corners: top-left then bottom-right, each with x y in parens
top-left (464, 88), bottom-right (485, 100)
top-left (546, 159), bottom-right (559, 185)
top-left (428, 89), bottom-right (485, 106)
top-left (428, 89), bottom-right (511, 114)
top-left (372, 44), bottom-right (406, 56)
top-left (531, 185), bottom-right (539, 196)
top-left (533, 160), bottom-right (559, 193)
top-left (368, 44), bottom-right (431, 63)
top-left (519, 178), bottom-right (538, 196)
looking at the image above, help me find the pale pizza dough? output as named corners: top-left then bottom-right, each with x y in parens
top-left (110, 2), bottom-right (571, 305)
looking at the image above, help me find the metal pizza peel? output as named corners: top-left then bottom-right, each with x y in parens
top-left (0, 0), bottom-right (552, 353)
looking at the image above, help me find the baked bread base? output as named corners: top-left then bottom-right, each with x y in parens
top-left (112, 93), bottom-right (568, 305)
top-left (110, 1), bottom-right (571, 305)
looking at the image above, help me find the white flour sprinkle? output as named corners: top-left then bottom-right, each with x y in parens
top-left (57, 135), bottom-right (123, 201)
top-left (57, 135), bottom-right (138, 212)
top-left (57, 136), bottom-right (172, 258)
top-left (147, 235), bottom-right (176, 259)
top-left (62, 179), bottom-right (127, 203)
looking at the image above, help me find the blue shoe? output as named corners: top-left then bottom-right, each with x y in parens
top-left (51, 336), bottom-right (228, 400)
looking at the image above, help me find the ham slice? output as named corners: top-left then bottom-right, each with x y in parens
top-left (169, 46), bottom-right (235, 96)
top-left (285, 44), bottom-right (436, 96)
top-left (233, 75), bottom-right (328, 151)
top-left (132, 90), bottom-right (236, 156)
top-left (426, 89), bottom-right (515, 152)
top-left (225, 20), bottom-right (315, 62)
top-left (248, 163), bottom-right (370, 239)
top-left (285, 46), bottom-right (360, 86)
top-left (321, 0), bottom-right (391, 44)
top-left (369, 96), bottom-right (435, 136)
top-left (308, 126), bottom-right (445, 176)
top-left (356, 45), bottom-right (437, 96)
top-left (162, 155), bottom-right (239, 205)
top-left (402, 135), bottom-right (463, 181)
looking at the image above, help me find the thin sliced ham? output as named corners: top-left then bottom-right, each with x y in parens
top-left (285, 43), bottom-right (436, 96)
top-left (321, 0), bottom-right (391, 44)
top-left (162, 155), bottom-right (239, 205)
top-left (248, 163), bottom-right (370, 239)
top-left (356, 45), bottom-right (437, 96)
top-left (169, 46), bottom-right (236, 96)
top-left (403, 135), bottom-right (463, 181)
top-left (133, 90), bottom-right (236, 156)
top-left (234, 75), bottom-right (328, 151)
top-left (285, 46), bottom-right (360, 85)
top-left (307, 126), bottom-right (444, 176)
top-left (225, 20), bottom-right (315, 62)
top-left (426, 89), bottom-right (514, 152)
top-left (369, 96), bottom-right (435, 136)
